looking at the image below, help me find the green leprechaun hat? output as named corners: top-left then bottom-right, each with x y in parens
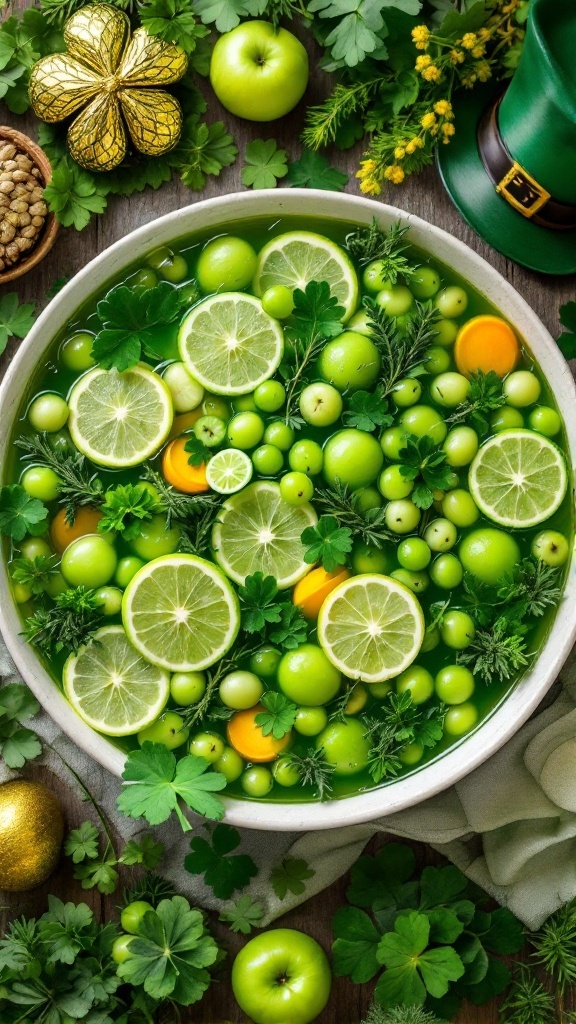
top-left (437, 0), bottom-right (576, 275)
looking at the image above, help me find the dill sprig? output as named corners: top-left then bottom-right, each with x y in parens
top-left (366, 300), bottom-right (440, 396)
top-left (363, 692), bottom-right (446, 783)
top-left (22, 586), bottom-right (103, 655)
top-left (458, 617), bottom-right (530, 684)
top-left (16, 433), bottom-right (104, 523)
top-left (498, 966), bottom-right (555, 1024)
top-left (302, 80), bottom-right (380, 150)
top-left (345, 219), bottom-right (418, 279)
top-left (314, 481), bottom-right (398, 548)
top-left (177, 500), bottom-right (225, 558)
top-left (284, 747), bottom-right (335, 800)
top-left (497, 559), bottom-right (563, 619)
top-left (446, 369), bottom-right (506, 434)
top-left (531, 900), bottom-right (576, 997)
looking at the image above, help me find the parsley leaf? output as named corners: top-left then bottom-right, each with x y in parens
top-left (140, 0), bottom-right (210, 54)
top-left (184, 823), bottom-right (258, 899)
top-left (446, 370), bottom-right (505, 435)
top-left (92, 280), bottom-right (185, 371)
top-left (74, 855), bottom-right (119, 895)
top-left (287, 279), bottom-right (346, 345)
top-left (0, 683), bottom-right (42, 769)
top-left (22, 586), bottom-right (103, 656)
top-left (268, 603), bottom-right (309, 649)
top-left (558, 300), bottom-right (576, 360)
top-left (287, 149), bottom-right (348, 190)
top-left (174, 115), bottom-right (237, 190)
top-left (242, 138), bottom-right (288, 189)
top-left (343, 386), bottom-right (393, 431)
top-left (117, 895), bottom-right (220, 1005)
top-left (397, 434), bottom-right (453, 510)
top-left (11, 554), bottom-right (59, 595)
top-left (184, 435), bottom-right (212, 466)
top-left (255, 692), bottom-right (298, 738)
top-left (98, 483), bottom-right (156, 540)
top-left (0, 485), bottom-right (47, 542)
top-left (192, 0), bottom-right (248, 32)
top-left (43, 157), bottom-right (108, 230)
top-left (119, 834), bottom-right (165, 869)
top-left (364, 692), bottom-right (446, 783)
top-left (64, 821), bottom-right (100, 864)
top-left (0, 293), bottom-right (36, 354)
top-left (219, 894), bottom-right (264, 934)
top-left (302, 514), bottom-right (353, 571)
top-left (375, 911), bottom-right (465, 1008)
top-left (239, 572), bottom-right (283, 632)
top-left (117, 742), bottom-right (227, 831)
top-left (333, 906), bottom-right (382, 982)
top-left (270, 856), bottom-right (315, 899)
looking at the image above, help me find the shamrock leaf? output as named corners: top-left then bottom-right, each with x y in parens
top-left (343, 386), bottom-right (393, 431)
top-left (192, 0), bottom-right (248, 32)
top-left (184, 823), bottom-right (257, 899)
top-left (98, 483), bottom-right (156, 539)
top-left (92, 280), bottom-right (185, 371)
top-left (219, 894), bottom-right (265, 934)
top-left (175, 115), bottom-right (237, 190)
top-left (119, 835), bottom-right (165, 870)
top-left (375, 911), bottom-right (464, 1007)
top-left (0, 484), bottom-right (47, 542)
top-left (242, 139), bottom-right (288, 189)
top-left (301, 514), bottom-right (353, 571)
top-left (332, 906), bottom-right (382, 983)
top-left (74, 856), bottom-right (119, 895)
top-left (117, 742), bottom-right (227, 831)
top-left (140, 0), bottom-right (210, 54)
top-left (255, 692), bottom-right (298, 738)
top-left (64, 821), bottom-right (101, 864)
top-left (184, 435), bottom-right (212, 466)
top-left (43, 157), bottom-right (108, 231)
top-left (287, 150), bottom-right (349, 191)
top-left (0, 292), bottom-right (36, 354)
top-left (269, 856), bottom-right (315, 899)
top-left (268, 603), bottom-right (308, 649)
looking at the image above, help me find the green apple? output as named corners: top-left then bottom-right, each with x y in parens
top-left (231, 928), bottom-right (331, 1024)
top-left (210, 21), bottom-right (309, 122)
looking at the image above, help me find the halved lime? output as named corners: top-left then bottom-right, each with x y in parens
top-left (63, 626), bottom-right (170, 736)
top-left (122, 554), bottom-right (240, 671)
top-left (212, 480), bottom-right (317, 589)
top-left (178, 293), bottom-right (284, 396)
top-left (206, 448), bottom-right (253, 494)
top-left (468, 429), bottom-right (568, 528)
top-left (317, 574), bottom-right (424, 683)
top-left (68, 364), bottom-right (173, 468)
top-left (253, 231), bottom-right (359, 320)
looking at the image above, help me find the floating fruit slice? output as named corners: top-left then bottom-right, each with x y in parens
top-left (68, 365), bottom-right (173, 468)
top-left (178, 292), bottom-right (284, 396)
top-left (317, 574), bottom-right (425, 683)
top-left (205, 448), bottom-right (253, 494)
top-left (212, 480), bottom-right (317, 589)
top-left (292, 565), bottom-right (350, 619)
top-left (454, 315), bottom-right (520, 378)
top-left (227, 705), bottom-right (292, 763)
top-left (63, 626), bottom-right (170, 736)
top-left (122, 554), bottom-right (240, 671)
top-left (162, 436), bottom-right (209, 494)
top-left (253, 231), bottom-right (359, 320)
top-left (468, 428), bottom-right (568, 528)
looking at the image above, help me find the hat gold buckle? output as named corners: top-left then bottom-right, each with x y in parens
top-left (496, 162), bottom-right (551, 219)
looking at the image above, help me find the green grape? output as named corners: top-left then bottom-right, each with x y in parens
top-left (429, 553), bottom-right (463, 589)
top-left (316, 718), bottom-right (370, 775)
top-left (503, 370), bottom-right (541, 407)
top-left (384, 499), bottom-right (421, 534)
top-left (444, 702), bottom-right (478, 735)
top-left (163, 362), bottom-right (204, 413)
top-left (423, 518), bottom-right (457, 552)
top-left (241, 766), bottom-right (273, 796)
top-left (121, 901), bottom-right (154, 935)
top-left (219, 670), bottom-right (264, 710)
top-left (254, 380), bottom-right (286, 412)
top-left (273, 757), bottom-right (301, 786)
top-left (264, 420), bottom-right (295, 451)
top-left (434, 286), bottom-right (468, 318)
top-left (531, 530), bottom-right (570, 566)
top-left (439, 611), bottom-right (475, 650)
top-left (410, 265), bottom-right (441, 299)
top-left (214, 747), bottom-right (245, 783)
top-left (380, 427), bottom-right (408, 460)
top-left (355, 487), bottom-right (382, 511)
top-left (443, 426), bottom-right (479, 467)
top-left (139, 712), bottom-right (190, 750)
top-left (351, 540), bottom-right (393, 575)
top-left (396, 665), bottom-right (434, 704)
top-left (261, 285), bottom-right (294, 319)
top-left (392, 378), bottom-right (422, 407)
top-left (196, 236), bottom-right (257, 292)
top-left (398, 742), bottom-right (424, 766)
top-left (278, 643), bottom-right (340, 705)
top-left (528, 406), bottom-right (561, 437)
top-left (294, 706), bottom-right (328, 736)
top-left (194, 415), bottom-right (227, 447)
top-left (289, 439), bottom-right (323, 476)
top-left (434, 318), bottom-right (459, 347)
top-left (131, 516), bottom-right (180, 560)
top-left (115, 557), bottom-right (145, 589)
top-left (323, 430), bottom-right (384, 490)
top-left (459, 527), bottom-right (520, 583)
top-left (391, 568), bottom-right (429, 594)
top-left (203, 395), bottom-right (231, 420)
top-left (280, 471), bottom-right (314, 505)
top-left (378, 465), bottom-right (414, 500)
top-left (190, 731), bottom-right (225, 762)
top-left (397, 537), bottom-right (431, 571)
top-left (399, 405), bottom-right (447, 444)
top-left (170, 671), bottom-right (207, 705)
top-left (430, 372), bottom-right (470, 408)
top-left (227, 412), bottom-right (265, 450)
top-left (299, 383), bottom-right (343, 425)
top-left (21, 466), bottom-right (60, 502)
top-left (441, 489), bottom-right (480, 527)
top-left (95, 586), bottom-right (123, 616)
top-left (363, 260), bottom-right (393, 293)
top-left (318, 332), bottom-right (381, 391)
top-left (490, 406), bottom-right (524, 432)
top-left (60, 332), bottom-right (95, 372)
top-left (249, 646), bottom-right (282, 679)
top-left (233, 393), bottom-right (258, 413)
top-left (424, 346), bottom-right (451, 375)
top-left (376, 284), bottom-right (414, 316)
top-left (61, 535), bottom-right (117, 588)
top-left (28, 393), bottom-right (69, 433)
top-left (252, 444), bottom-right (284, 476)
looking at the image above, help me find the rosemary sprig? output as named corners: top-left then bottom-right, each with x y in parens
top-left (366, 300), bottom-right (441, 396)
top-left (284, 746), bottom-right (335, 800)
top-left (142, 466), bottom-right (221, 553)
top-left (15, 433), bottom-right (104, 523)
top-left (345, 219), bottom-right (418, 279)
top-left (22, 586), bottom-right (103, 655)
top-left (498, 966), bottom-right (555, 1024)
top-left (531, 899), bottom-right (576, 998)
top-left (302, 80), bottom-right (380, 150)
top-left (314, 481), bottom-right (398, 548)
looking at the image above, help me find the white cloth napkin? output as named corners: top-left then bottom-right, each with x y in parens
top-left (3, 634), bottom-right (576, 930)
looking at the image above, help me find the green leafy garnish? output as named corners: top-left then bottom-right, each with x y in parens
top-left (119, 834), bottom-right (165, 869)
top-left (0, 684), bottom-right (42, 769)
top-left (284, 746), bottom-right (335, 799)
top-left (192, 0), bottom-right (249, 33)
top-left (268, 603), bottom-right (308, 649)
top-left (343, 386), bottom-right (393, 431)
top-left (184, 823), bottom-right (258, 899)
top-left (446, 370), bottom-right (505, 434)
top-left (286, 149), bottom-right (349, 190)
top-left (368, 300), bottom-right (441, 397)
top-left (73, 851), bottom-right (119, 895)
top-left (185, 435), bottom-right (212, 466)
top-left (375, 910), bottom-right (465, 1008)
top-left (498, 965), bottom-right (555, 1024)
top-left (92, 280), bottom-right (185, 371)
top-left (122, 872), bottom-right (177, 909)
top-left (345, 220), bottom-right (418, 278)
top-left (255, 692), bottom-right (298, 739)
top-left (15, 432), bottom-right (104, 524)
top-left (11, 554), bottom-right (59, 595)
top-left (301, 514), bottom-right (353, 571)
top-left (98, 483), bottom-right (156, 540)
top-left (118, 742), bottom-right (227, 831)
top-left (307, 0), bottom-right (419, 67)
top-left (315, 480), bottom-right (397, 548)
top-left (0, 484), bottom-right (47, 542)
top-left (496, 558), bottom-right (562, 620)
top-left (242, 139), bottom-right (288, 189)
top-left (557, 300), bottom-right (576, 360)
top-left (282, 280), bottom-right (345, 424)
top-left (219, 894), bottom-right (265, 934)
top-left (397, 434), bottom-right (453, 510)
top-left (140, 0), bottom-right (210, 54)
top-left (360, 1003), bottom-right (449, 1024)
top-left (43, 157), bottom-right (108, 230)
top-left (22, 586), bottom-right (103, 656)
top-left (173, 115), bottom-right (238, 189)
top-left (0, 293), bottom-right (36, 355)
top-left (269, 856), bottom-right (315, 899)
top-left (333, 906), bottom-right (382, 982)
top-left (63, 821), bottom-right (100, 863)
top-left (457, 617), bottom-right (529, 684)
top-left (363, 692), bottom-right (446, 783)
top-left (238, 572), bottom-right (308, 649)
top-left (117, 895), bottom-right (220, 1005)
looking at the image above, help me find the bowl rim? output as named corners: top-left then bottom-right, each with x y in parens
top-left (1, 187), bottom-right (575, 832)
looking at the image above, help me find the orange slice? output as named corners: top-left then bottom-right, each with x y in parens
top-left (227, 705), bottom-right (292, 763)
top-left (454, 315), bottom-right (520, 378)
top-left (50, 506), bottom-right (104, 554)
top-left (161, 437), bottom-right (209, 494)
top-left (167, 408), bottom-right (203, 442)
top-left (292, 566), bottom-right (350, 619)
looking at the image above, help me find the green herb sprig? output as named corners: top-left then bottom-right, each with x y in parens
top-left (397, 434), bottom-right (453, 510)
top-left (446, 370), bottom-right (506, 434)
top-left (0, 683), bottom-right (42, 769)
top-left (281, 280), bottom-right (346, 427)
top-left (314, 481), bottom-right (398, 549)
top-left (367, 300), bottom-right (441, 397)
top-left (345, 220), bottom-right (418, 278)
top-left (15, 433), bottom-right (104, 524)
top-left (22, 586), bottom-right (104, 656)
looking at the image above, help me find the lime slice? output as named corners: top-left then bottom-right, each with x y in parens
top-left (317, 574), bottom-right (425, 683)
top-left (253, 231), bottom-right (359, 320)
top-left (178, 293), bottom-right (284, 396)
top-left (63, 626), bottom-right (170, 736)
top-left (468, 428), bottom-right (568, 528)
top-left (123, 553), bottom-right (240, 671)
top-left (68, 364), bottom-right (173, 468)
top-left (206, 448), bottom-right (253, 494)
top-left (212, 480), bottom-right (317, 589)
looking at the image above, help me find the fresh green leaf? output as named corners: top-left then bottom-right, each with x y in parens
top-left (174, 115), bottom-right (237, 189)
top-left (140, 0), bottom-right (209, 54)
top-left (446, 370), bottom-right (505, 434)
top-left (184, 435), bottom-right (212, 466)
top-left (398, 434), bottom-right (453, 510)
top-left (345, 221), bottom-right (417, 277)
top-left (0, 681), bottom-right (42, 769)
top-left (255, 691), bottom-right (298, 738)
top-left (0, 485), bottom-right (47, 542)
top-left (301, 514), bottom-right (353, 571)
top-left (359, 1006), bottom-right (448, 1024)
top-left (74, 855), bottom-right (119, 895)
top-left (98, 483), bottom-right (156, 540)
top-left (22, 586), bottom-right (103, 656)
top-left (315, 480), bottom-right (396, 549)
top-left (239, 572), bottom-right (282, 632)
top-left (496, 558), bottom-right (562, 619)
top-left (219, 893), bottom-right (264, 934)
top-left (480, 907), bottom-right (524, 955)
top-left (498, 964), bottom-right (555, 1024)
top-left (369, 300), bottom-right (441, 397)
top-left (184, 823), bottom-right (257, 899)
top-left (0, 293), bottom-right (36, 354)
top-left (268, 602), bottom-right (308, 649)
top-left (43, 157), bottom-right (108, 231)
top-left (269, 856), bottom-right (315, 899)
top-left (92, 280), bottom-right (185, 371)
top-left (333, 906), bottom-right (382, 982)
top-left (457, 616), bottom-right (529, 684)
top-left (192, 0), bottom-right (248, 32)
top-left (284, 746), bottom-right (335, 799)
top-left (287, 149), bottom-right (348, 190)
top-left (343, 386), bottom-right (393, 431)
top-left (119, 834), bottom-right (165, 870)
top-left (11, 554), bottom-right (59, 595)
top-left (376, 911), bottom-right (464, 1008)
top-left (348, 842), bottom-right (418, 914)
top-left (64, 821), bottom-right (101, 864)
top-left (242, 138), bottom-right (288, 189)
top-left (118, 742), bottom-right (227, 831)
top-left (287, 279), bottom-right (346, 346)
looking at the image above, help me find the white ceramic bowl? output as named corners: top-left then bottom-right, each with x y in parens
top-left (1, 189), bottom-right (575, 831)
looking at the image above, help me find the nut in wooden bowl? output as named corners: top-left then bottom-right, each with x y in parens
top-left (0, 126), bottom-right (59, 284)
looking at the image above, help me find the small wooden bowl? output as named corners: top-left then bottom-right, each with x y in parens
top-left (0, 125), bottom-right (59, 285)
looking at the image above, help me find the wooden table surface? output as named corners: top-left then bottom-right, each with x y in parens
top-left (1, 15), bottom-right (576, 1022)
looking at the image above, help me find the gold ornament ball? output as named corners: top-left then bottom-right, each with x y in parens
top-left (0, 780), bottom-right (65, 891)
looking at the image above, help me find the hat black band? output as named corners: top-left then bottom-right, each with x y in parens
top-left (477, 96), bottom-right (576, 231)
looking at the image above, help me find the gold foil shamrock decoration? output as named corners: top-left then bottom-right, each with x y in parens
top-left (29, 4), bottom-right (188, 172)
